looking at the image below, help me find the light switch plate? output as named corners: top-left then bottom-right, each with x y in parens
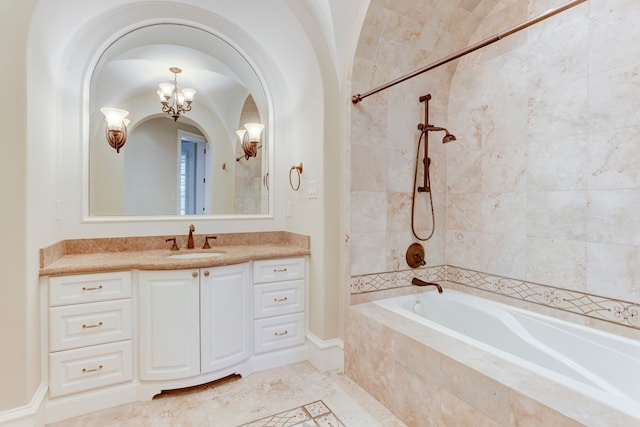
top-left (308, 180), bottom-right (318, 199)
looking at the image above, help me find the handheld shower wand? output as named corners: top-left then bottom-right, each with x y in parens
top-left (411, 94), bottom-right (457, 241)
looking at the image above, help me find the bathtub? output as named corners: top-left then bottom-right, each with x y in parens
top-left (373, 289), bottom-right (640, 421)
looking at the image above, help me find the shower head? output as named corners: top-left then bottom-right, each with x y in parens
top-left (442, 132), bottom-right (456, 144)
top-left (420, 125), bottom-right (457, 144)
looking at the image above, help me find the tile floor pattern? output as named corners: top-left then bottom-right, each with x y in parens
top-left (47, 362), bottom-right (406, 427)
top-left (239, 400), bottom-right (345, 427)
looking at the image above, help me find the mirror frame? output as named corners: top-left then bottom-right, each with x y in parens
top-left (82, 22), bottom-right (274, 222)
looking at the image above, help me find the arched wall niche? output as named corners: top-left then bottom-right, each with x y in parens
top-left (88, 21), bottom-right (272, 218)
top-left (27, 0), bottom-right (328, 238)
top-left (349, 0), bottom-right (501, 278)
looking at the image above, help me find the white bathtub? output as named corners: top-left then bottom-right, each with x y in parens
top-left (374, 289), bottom-right (640, 420)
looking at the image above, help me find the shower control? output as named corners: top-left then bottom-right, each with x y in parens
top-left (406, 243), bottom-right (426, 268)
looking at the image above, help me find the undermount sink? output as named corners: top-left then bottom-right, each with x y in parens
top-left (167, 252), bottom-right (225, 259)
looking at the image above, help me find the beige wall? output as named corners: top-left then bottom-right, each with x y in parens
top-left (350, 0), bottom-right (498, 275)
top-left (447, 0), bottom-right (640, 304)
top-left (0, 0), bottom-right (358, 416)
top-left (0, 0), bottom-right (39, 412)
top-left (350, 0), bottom-right (640, 311)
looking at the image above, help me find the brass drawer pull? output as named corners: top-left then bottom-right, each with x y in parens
top-left (82, 285), bottom-right (103, 291)
top-left (192, 272), bottom-right (199, 278)
top-left (82, 322), bottom-right (104, 329)
top-left (273, 268), bottom-right (288, 273)
top-left (273, 297), bottom-right (288, 302)
top-left (82, 365), bottom-right (103, 373)
top-left (274, 330), bottom-right (288, 336)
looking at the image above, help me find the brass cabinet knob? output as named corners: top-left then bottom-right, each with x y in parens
top-left (204, 271), bottom-right (210, 277)
top-left (192, 272), bottom-right (198, 278)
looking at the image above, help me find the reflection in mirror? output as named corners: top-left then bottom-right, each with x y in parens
top-left (89, 24), bottom-right (269, 217)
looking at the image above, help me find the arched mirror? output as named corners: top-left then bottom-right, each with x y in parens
top-left (89, 24), bottom-right (270, 217)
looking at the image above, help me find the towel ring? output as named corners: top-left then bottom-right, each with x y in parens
top-left (289, 163), bottom-right (303, 191)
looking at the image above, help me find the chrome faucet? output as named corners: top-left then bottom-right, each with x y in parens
top-left (412, 277), bottom-right (443, 293)
top-left (187, 224), bottom-right (195, 249)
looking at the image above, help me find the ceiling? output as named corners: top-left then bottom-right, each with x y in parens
top-left (91, 23), bottom-right (266, 133)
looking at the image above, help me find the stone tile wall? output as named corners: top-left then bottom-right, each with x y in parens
top-left (349, 0), bottom-right (640, 335)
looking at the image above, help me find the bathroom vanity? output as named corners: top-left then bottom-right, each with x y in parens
top-left (39, 232), bottom-right (309, 423)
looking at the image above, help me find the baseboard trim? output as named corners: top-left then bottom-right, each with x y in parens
top-left (45, 383), bottom-right (139, 424)
top-left (0, 384), bottom-right (46, 427)
top-left (250, 345), bottom-right (308, 373)
top-left (305, 332), bottom-right (344, 372)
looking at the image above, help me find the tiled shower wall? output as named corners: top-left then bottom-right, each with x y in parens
top-left (350, 0), bottom-right (640, 328)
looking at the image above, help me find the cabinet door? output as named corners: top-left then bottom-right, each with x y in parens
top-left (200, 263), bottom-right (251, 374)
top-left (138, 270), bottom-right (200, 381)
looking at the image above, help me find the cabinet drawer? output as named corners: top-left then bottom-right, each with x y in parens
top-left (49, 340), bottom-right (133, 398)
top-left (254, 312), bottom-right (305, 354)
top-left (49, 271), bottom-right (131, 306)
top-left (49, 299), bottom-right (132, 352)
top-left (253, 258), bottom-right (305, 284)
top-left (253, 280), bottom-right (304, 319)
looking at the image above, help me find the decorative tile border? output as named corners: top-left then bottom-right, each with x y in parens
top-left (350, 265), bottom-right (640, 329)
top-left (350, 265), bottom-right (446, 294)
top-left (238, 400), bottom-right (345, 427)
top-left (447, 265), bottom-right (640, 329)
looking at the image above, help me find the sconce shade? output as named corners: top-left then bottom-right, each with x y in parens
top-left (235, 123), bottom-right (263, 161)
top-left (181, 88), bottom-right (196, 102)
top-left (244, 123), bottom-right (264, 143)
top-left (100, 107), bottom-right (129, 154)
top-left (158, 83), bottom-right (173, 100)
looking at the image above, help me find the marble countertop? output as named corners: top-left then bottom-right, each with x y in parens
top-left (39, 232), bottom-right (310, 276)
top-left (40, 244), bottom-right (310, 276)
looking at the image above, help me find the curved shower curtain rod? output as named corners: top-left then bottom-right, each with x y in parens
top-left (351, 0), bottom-right (587, 104)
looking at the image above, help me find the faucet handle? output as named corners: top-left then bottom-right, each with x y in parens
top-left (203, 235), bottom-right (217, 249)
top-left (165, 238), bottom-right (179, 251)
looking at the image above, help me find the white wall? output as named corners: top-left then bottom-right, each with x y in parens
top-left (0, 0), bottom-right (365, 415)
top-left (0, 0), bottom-right (40, 413)
top-left (125, 119), bottom-right (185, 215)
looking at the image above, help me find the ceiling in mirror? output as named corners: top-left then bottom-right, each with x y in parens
top-left (89, 24), bottom-right (270, 217)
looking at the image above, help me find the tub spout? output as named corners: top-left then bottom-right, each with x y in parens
top-left (412, 277), bottom-right (443, 293)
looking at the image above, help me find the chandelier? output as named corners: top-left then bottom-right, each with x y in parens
top-left (157, 67), bottom-right (196, 121)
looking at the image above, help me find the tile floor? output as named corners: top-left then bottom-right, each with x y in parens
top-left (238, 400), bottom-right (345, 426)
top-left (47, 362), bottom-right (406, 426)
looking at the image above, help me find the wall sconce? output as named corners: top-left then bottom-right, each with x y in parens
top-left (235, 123), bottom-right (264, 161)
top-left (100, 107), bottom-right (130, 153)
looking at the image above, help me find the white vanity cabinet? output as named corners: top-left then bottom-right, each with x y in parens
top-left (138, 262), bottom-right (251, 381)
top-left (42, 255), bottom-right (306, 423)
top-left (137, 269), bottom-right (200, 381)
top-left (200, 264), bottom-right (251, 373)
top-left (252, 257), bottom-right (306, 354)
top-left (47, 271), bottom-right (133, 398)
